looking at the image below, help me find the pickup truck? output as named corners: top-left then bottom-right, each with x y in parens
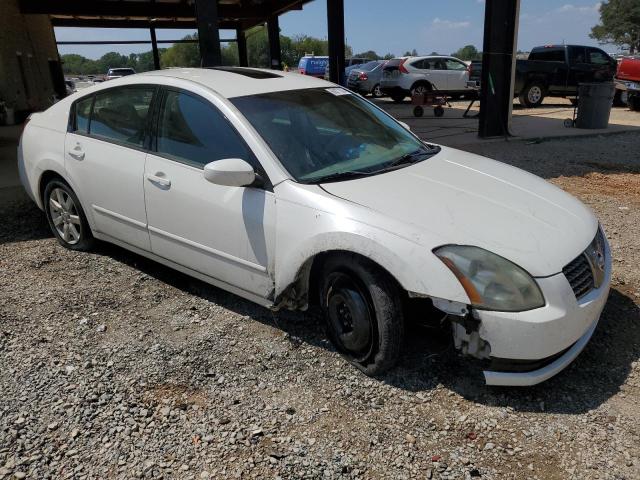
top-left (615, 56), bottom-right (640, 111)
top-left (515, 45), bottom-right (617, 107)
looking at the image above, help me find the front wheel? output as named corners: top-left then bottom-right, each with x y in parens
top-left (321, 254), bottom-right (404, 376)
top-left (371, 84), bottom-right (384, 98)
top-left (519, 83), bottom-right (545, 108)
top-left (44, 179), bottom-right (94, 251)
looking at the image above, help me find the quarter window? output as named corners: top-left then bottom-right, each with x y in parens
top-left (74, 95), bottom-right (93, 134)
top-left (156, 90), bottom-right (253, 168)
top-left (90, 87), bottom-right (154, 147)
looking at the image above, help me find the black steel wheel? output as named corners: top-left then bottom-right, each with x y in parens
top-left (320, 254), bottom-right (404, 376)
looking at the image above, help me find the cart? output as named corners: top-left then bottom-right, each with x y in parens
top-left (411, 92), bottom-right (448, 118)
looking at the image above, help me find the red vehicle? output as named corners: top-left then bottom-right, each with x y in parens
top-left (616, 56), bottom-right (640, 111)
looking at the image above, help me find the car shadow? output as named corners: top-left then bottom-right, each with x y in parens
top-left (0, 195), bottom-right (52, 245)
top-left (93, 239), bottom-right (639, 415)
top-left (3, 199), bottom-right (637, 415)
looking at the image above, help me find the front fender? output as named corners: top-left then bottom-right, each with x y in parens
top-left (273, 182), bottom-right (469, 305)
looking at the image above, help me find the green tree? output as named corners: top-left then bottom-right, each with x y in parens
top-left (403, 49), bottom-right (419, 57)
top-left (354, 50), bottom-right (380, 60)
top-left (382, 53), bottom-right (395, 60)
top-left (591, 0), bottom-right (640, 53)
top-left (61, 54), bottom-right (97, 75)
top-left (161, 34), bottom-right (201, 67)
top-left (451, 44), bottom-right (480, 60)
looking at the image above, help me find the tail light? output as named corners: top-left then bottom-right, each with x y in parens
top-left (399, 58), bottom-right (409, 74)
top-left (358, 72), bottom-right (368, 81)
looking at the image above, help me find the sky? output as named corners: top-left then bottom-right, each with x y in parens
top-left (54, 0), bottom-right (618, 60)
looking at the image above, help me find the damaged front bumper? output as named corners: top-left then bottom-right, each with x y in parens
top-left (446, 244), bottom-right (612, 387)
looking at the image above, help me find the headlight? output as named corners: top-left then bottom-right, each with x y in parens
top-left (434, 245), bottom-right (545, 312)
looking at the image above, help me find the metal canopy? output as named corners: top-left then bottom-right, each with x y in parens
top-left (18, 0), bottom-right (313, 30)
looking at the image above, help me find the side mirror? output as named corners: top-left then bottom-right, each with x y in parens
top-left (398, 121), bottom-right (411, 131)
top-left (203, 158), bottom-right (256, 187)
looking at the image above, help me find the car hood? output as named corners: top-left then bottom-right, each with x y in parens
top-left (320, 146), bottom-right (597, 277)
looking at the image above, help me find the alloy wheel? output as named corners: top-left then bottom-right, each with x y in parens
top-left (48, 187), bottom-right (82, 245)
top-left (528, 86), bottom-right (542, 104)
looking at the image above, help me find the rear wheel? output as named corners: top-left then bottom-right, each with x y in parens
top-left (320, 254), bottom-right (404, 376)
top-left (371, 84), bottom-right (384, 98)
top-left (519, 83), bottom-right (545, 108)
top-left (628, 93), bottom-right (640, 111)
top-left (44, 179), bottom-right (94, 251)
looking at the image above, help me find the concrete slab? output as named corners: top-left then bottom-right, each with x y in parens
top-left (375, 97), bottom-right (640, 147)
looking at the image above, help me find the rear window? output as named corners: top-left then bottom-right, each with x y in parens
top-left (360, 61), bottom-right (382, 71)
top-left (529, 48), bottom-right (565, 62)
top-left (383, 59), bottom-right (404, 68)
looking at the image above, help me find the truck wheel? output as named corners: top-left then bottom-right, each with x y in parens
top-left (613, 89), bottom-right (627, 107)
top-left (519, 83), bottom-right (545, 108)
top-left (629, 93), bottom-right (640, 112)
top-left (320, 254), bottom-right (404, 376)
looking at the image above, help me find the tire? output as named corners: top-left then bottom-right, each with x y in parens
top-left (628, 93), bottom-right (640, 111)
top-left (371, 84), bottom-right (384, 98)
top-left (613, 89), bottom-right (627, 107)
top-left (44, 179), bottom-right (94, 251)
top-left (518, 82), bottom-right (545, 108)
top-left (410, 82), bottom-right (432, 98)
top-left (390, 94), bottom-right (406, 103)
top-left (320, 254), bottom-right (404, 376)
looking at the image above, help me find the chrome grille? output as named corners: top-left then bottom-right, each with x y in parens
top-left (563, 253), bottom-right (594, 299)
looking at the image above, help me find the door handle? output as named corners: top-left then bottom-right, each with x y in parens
top-left (146, 173), bottom-right (171, 188)
top-left (68, 143), bottom-right (85, 160)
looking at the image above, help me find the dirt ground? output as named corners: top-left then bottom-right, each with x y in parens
top-left (1, 133), bottom-right (639, 480)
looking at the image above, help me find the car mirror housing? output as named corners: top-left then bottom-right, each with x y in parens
top-left (203, 158), bottom-right (256, 187)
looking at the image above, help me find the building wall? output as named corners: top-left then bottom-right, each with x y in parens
top-left (0, 0), bottom-right (60, 114)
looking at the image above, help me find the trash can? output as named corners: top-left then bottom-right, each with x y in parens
top-left (576, 82), bottom-right (615, 129)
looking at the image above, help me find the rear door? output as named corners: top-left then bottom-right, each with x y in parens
top-left (143, 88), bottom-right (275, 298)
top-left (64, 86), bottom-right (156, 250)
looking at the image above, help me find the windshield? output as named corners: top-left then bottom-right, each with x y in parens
top-left (231, 88), bottom-right (438, 183)
top-left (109, 69), bottom-right (135, 75)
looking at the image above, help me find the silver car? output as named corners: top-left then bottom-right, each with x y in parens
top-left (346, 60), bottom-right (386, 97)
top-left (380, 56), bottom-right (471, 102)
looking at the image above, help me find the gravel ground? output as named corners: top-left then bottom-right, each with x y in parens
top-left (1, 133), bottom-right (639, 480)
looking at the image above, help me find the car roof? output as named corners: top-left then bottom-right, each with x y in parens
top-left (133, 67), bottom-right (333, 98)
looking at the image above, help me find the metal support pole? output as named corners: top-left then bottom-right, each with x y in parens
top-left (195, 0), bottom-right (222, 67)
top-left (236, 28), bottom-right (248, 67)
top-left (267, 16), bottom-right (282, 69)
top-left (150, 26), bottom-right (160, 70)
top-left (327, 0), bottom-right (345, 85)
top-left (478, 0), bottom-right (521, 138)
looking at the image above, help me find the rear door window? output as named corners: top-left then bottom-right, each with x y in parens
top-left (90, 87), bottom-right (155, 147)
top-left (568, 47), bottom-right (587, 64)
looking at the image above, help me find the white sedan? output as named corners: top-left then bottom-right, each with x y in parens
top-left (18, 67), bottom-right (611, 385)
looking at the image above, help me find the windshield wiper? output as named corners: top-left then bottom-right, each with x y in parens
top-left (306, 169), bottom-right (378, 184)
top-left (383, 146), bottom-right (440, 170)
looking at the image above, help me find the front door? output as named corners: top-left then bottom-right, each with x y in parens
top-left (64, 86), bottom-right (155, 250)
top-left (143, 88), bottom-right (275, 298)
top-left (444, 58), bottom-right (470, 91)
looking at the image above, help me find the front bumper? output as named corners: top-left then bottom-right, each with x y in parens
top-left (479, 240), bottom-right (612, 386)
